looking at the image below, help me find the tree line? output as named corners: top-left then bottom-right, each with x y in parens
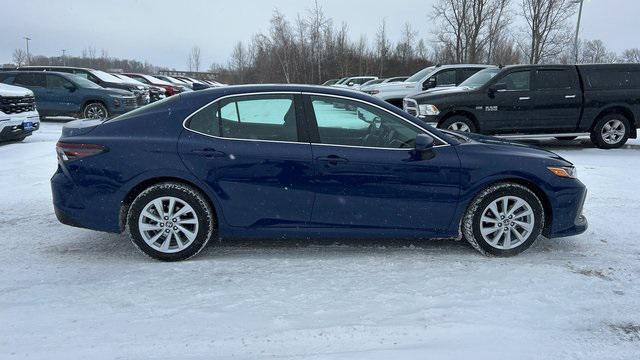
top-left (7, 0), bottom-right (640, 84)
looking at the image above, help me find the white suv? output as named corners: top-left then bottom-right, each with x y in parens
top-left (362, 64), bottom-right (491, 108)
top-left (0, 83), bottom-right (40, 142)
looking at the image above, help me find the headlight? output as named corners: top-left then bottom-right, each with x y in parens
top-left (418, 104), bottom-right (440, 116)
top-left (548, 166), bottom-right (577, 178)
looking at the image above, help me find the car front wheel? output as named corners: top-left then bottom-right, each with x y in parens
top-left (127, 182), bottom-right (215, 261)
top-left (83, 102), bottom-right (109, 120)
top-left (462, 183), bottom-right (544, 257)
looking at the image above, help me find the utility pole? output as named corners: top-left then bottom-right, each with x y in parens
top-left (573, 0), bottom-right (584, 63)
top-left (23, 36), bottom-right (31, 65)
top-left (61, 49), bottom-right (67, 66)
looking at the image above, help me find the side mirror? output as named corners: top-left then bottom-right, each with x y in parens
top-left (192, 82), bottom-right (209, 91)
top-left (423, 77), bottom-right (436, 90)
top-left (64, 83), bottom-right (76, 92)
top-left (347, 82), bottom-right (355, 86)
top-left (414, 134), bottom-right (435, 152)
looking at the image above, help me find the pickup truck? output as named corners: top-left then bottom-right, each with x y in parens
top-left (364, 64), bottom-right (492, 108)
top-left (0, 83), bottom-right (40, 142)
top-left (404, 64), bottom-right (640, 149)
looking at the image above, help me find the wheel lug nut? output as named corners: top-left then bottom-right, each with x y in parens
top-left (172, 218), bottom-right (177, 222)
top-left (159, 223), bottom-right (164, 227)
top-left (164, 216), bottom-right (168, 220)
top-left (165, 229), bottom-right (170, 233)
top-left (173, 226), bottom-right (178, 230)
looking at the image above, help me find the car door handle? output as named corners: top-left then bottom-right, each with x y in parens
top-left (518, 96), bottom-right (531, 101)
top-left (317, 155), bottom-right (349, 165)
top-left (565, 94), bottom-right (577, 99)
top-left (192, 148), bottom-right (227, 158)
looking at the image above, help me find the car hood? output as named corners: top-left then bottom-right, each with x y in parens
top-left (102, 87), bottom-right (135, 96)
top-left (0, 83), bottom-right (34, 97)
top-left (369, 81), bottom-right (418, 92)
top-left (411, 86), bottom-right (472, 101)
top-left (453, 131), bottom-right (572, 164)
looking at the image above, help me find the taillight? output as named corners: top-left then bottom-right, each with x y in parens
top-left (56, 142), bottom-right (107, 162)
top-left (163, 85), bottom-right (176, 96)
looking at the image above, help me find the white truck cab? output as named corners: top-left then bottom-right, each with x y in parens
top-left (0, 83), bottom-right (40, 142)
top-left (362, 64), bottom-right (491, 108)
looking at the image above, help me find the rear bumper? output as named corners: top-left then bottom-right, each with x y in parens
top-left (51, 169), bottom-right (122, 233)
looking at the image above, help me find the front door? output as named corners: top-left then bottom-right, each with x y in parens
top-left (179, 93), bottom-right (315, 228)
top-left (482, 69), bottom-right (534, 133)
top-left (45, 74), bottom-right (81, 116)
top-left (304, 95), bottom-right (461, 233)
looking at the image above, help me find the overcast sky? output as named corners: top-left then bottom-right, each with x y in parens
top-left (2, 0), bottom-right (638, 69)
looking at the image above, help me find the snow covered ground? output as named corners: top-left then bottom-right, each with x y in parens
top-left (1, 122), bottom-right (639, 359)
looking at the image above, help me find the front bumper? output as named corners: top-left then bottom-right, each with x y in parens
top-left (0, 115), bottom-right (40, 141)
top-left (547, 184), bottom-right (588, 238)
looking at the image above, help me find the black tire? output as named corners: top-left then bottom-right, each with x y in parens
top-left (556, 136), bottom-right (577, 141)
top-left (440, 115), bottom-right (477, 133)
top-left (590, 114), bottom-right (630, 149)
top-left (83, 102), bottom-right (109, 120)
top-left (126, 182), bottom-right (215, 261)
top-left (462, 183), bottom-right (544, 257)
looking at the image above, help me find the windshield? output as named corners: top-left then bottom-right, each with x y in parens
top-left (406, 66), bottom-right (436, 83)
top-left (459, 68), bottom-right (501, 89)
top-left (91, 70), bottom-right (125, 83)
top-left (165, 76), bottom-right (186, 84)
top-left (113, 74), bottom-right (145, 85)
top-left (141, 75), bottom-right (171, 85)
top-left (69, 74), bottom-right (102, 89)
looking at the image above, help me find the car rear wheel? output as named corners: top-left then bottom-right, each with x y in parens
top-left (462, 183), bottom-right (544, 257)
top-left (126, 182), bottom-right (215, 261)
top-left (441, 116), bottom-right (476, 133)
top-left (83, 102), bottom-right (109, 120)
top-left (590, 114), bottom-right (630, 149)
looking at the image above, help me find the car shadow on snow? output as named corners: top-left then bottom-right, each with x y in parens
top-left (45, 230), bottom-right (587, 262)
top-left (517, 138), bottom-right (640, 150)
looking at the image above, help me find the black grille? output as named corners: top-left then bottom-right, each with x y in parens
top-left (0, 95), bottom-right (36, 114)
top-left (124, 98), bottom-right (137, 107)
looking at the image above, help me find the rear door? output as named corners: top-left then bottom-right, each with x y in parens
top-left (179, 93), bottom-right (315, 229)
top-left (304, 94), bottom-right (461, 234)
top-left (529, 67), bottom-right (582, 132)
top-left (481, 69), bottom-right (534, 132)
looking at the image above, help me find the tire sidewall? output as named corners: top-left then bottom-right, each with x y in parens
top-left (592, 114), bottom-right (630, 149)
top-left (127, 183), bottom-right (214, 261)
top-left (83, 102), bottom-right (109, 120)
top-left (465, 184), bottom-right (544, 257)
top-left (441, 116), bottom-right (477, 133)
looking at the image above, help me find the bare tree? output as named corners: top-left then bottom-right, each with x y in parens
top-left (432, 0), bottom-right (511, 63)
top-left (229, 41), bottom-right (249, 83)
top-left (620, 48), bottom-right (640, 63)
top-left (519, 0), bottom-right (577, 64)
top-left (579, 39), bottom-right (617, 64)
top-left (396, 23), bottom-right (417, 70)
top-left (187, 46), bottom-right (202, 72)
top-left (12, 48), bottom-right (28, 66)
top-left (375, 19), bottom-right (390, 75)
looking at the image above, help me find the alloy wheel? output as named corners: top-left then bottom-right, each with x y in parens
top-left (447, 122), bottom-right (471, 132)
top-left (479, 196), bottom-right (535, 250)
top-left (601, 119), bottom-right (625, 145)
top-left (85, 104), bottom-right (107, 120)
top-left (137, 196), bottom-right (199, 253)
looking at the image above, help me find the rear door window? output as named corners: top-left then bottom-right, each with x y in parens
top-left (585, 70), bottom-right (631, 90)
top-left (535, 69), bottom-right (576, 90)
top-left (187, 94), bottom-right (300, 142)
top-left (14, 73), bottom-right (46, 87)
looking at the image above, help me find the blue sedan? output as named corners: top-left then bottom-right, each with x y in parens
top-left (51, 85), bottom-right (588, 261)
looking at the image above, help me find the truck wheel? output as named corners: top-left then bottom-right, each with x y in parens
top-left (127, 182), bottom-right (216, 261)
top-left (462, 183), bottom-right (544, 257)
top-left (83, 102), bottom-right (109, 120)
top-left (590, 114), bottom-right (630, 149)
top-left (441, 116), bottom-right (476, 133)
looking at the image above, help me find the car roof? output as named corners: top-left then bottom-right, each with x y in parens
top-left (2, 70), bottom-right (77, 78)
top-left (19, 65), bottom-right (93, 71)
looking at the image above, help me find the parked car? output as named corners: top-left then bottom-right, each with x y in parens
top-left (0, 71), bottom-right (137, 120)
top-left (51, 84), bottom-right (587, 261)
top-left (404, 64), bottom-right (640, 149)
top-left (365, 64), bottom-right (492, 108)
top-left (152, 75), bottom-right (192, 92)
top-left (0, 83), bottom-right (40, 142)
top-left (173, 76), bottom-right (211, 90)
top-left (360, 76), bottom-right (410, 92)
top-left (322, 79), bottom-right (340, 86)
top-left (17, 66), bottom-right (150, 106)
top-left (333, 76), bottom-right (378, 90)
top-left (122, 73), bottom-right (183, 97)
top-left (111, 73), bottom-right (167, 102)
